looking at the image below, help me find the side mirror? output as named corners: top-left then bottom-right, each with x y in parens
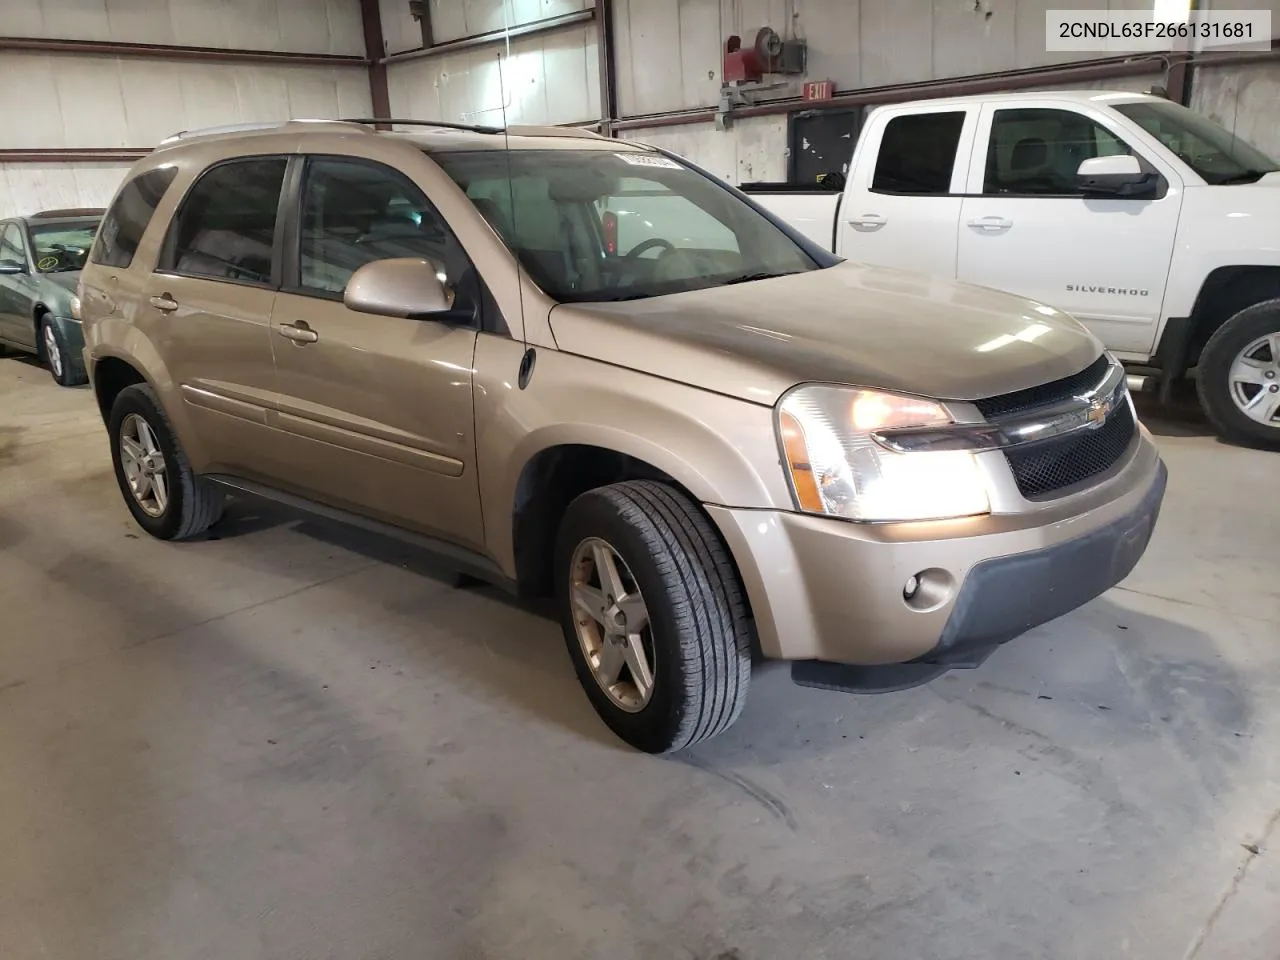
top-left (0, 260), bottom-right (25, 275)
top-left (1076, 155), bottom-right (1158, 198)
top-left (344, 257), bottom-right (454, 319)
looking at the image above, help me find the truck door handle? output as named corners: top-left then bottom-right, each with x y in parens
top-left (276, 322), bottom-right (318, 344)
top-left (966, 216), bottom-right (1013, 232)
top-left (149, 293), bottom-right (179, 312)
top-left (848, 214), bottom-right (887, 229)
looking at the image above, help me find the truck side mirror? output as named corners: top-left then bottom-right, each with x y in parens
top-left (344, 257), bottom-right (455, 320)
top-left (1076, 155), bottom-right (1159, 199)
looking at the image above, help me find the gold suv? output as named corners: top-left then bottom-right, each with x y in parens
top-left (79, 119), bottom-right (1167, 752)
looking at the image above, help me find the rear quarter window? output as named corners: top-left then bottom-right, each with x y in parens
top-left (91, 166), bottom-right (179, 269)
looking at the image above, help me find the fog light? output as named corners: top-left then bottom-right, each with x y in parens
top-left (902, 568), bottom-right (956, 612)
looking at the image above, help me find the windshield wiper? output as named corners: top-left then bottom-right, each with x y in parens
top-left (719, 270), bottom-right (797, 286)
top-left (1215, 170), bottom-right (1272, 185)
top-left (580, 292), bottom-right (652, 302)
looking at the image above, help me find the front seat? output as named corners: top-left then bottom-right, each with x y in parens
top-left (1004, 136), bottom-right (1056, 193)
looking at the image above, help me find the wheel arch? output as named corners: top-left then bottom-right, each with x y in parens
top-left (31, 302), bottom-right (50, 350)
top-left (1186, 266), bottom-right (1280, 366)
top-left (506, 439), bottom-right (752, 610)
top-left (91, 354), bottom-right (151, 425)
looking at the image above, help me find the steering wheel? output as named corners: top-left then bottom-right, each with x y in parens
top-left (623, 238), bottom-right (675, 260)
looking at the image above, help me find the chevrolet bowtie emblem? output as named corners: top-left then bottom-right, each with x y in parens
top-left (1086, 395), bottom-right (1112, 426)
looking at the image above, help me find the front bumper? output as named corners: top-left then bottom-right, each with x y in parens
top-left (706, 429), bottom-right (1166, 669)
top-left (52, 315), bottom-right (85, 352)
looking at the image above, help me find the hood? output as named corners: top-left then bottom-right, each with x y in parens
top-left (549, 262), bottom-right (1102, 405)
top-left (35, 270), bottom-right (81, 316)
top-left (43, 270), bottom-right (81, 293)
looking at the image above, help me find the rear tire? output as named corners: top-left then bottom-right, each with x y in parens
top-left (39, 314), bottom-right (87, 387)
top-left (1197, 300), bottom-right (1280, 449)
top-left (554, 480), bottom-right (752, 753)
top-left (108, 383), bottom-right (224, 540)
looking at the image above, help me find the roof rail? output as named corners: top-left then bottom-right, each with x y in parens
top-left (341, 118), bottom-right (607, 140)
top-left (341, 117), bottom-right (504, 135)
top-left (505, 124), bottom-right (607, 140)
top-left (159, 119), bottom-right (368, 145)
top-left (29, 207), bottom-right (106, 220)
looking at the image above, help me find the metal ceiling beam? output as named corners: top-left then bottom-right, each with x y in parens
top-left (0, 148), bottom-right (149, 163)
top-left (382, 9), bottom-right (595, 65)
top-left (595, 0), bottom-right (619, 136)
top-left (0, 36), bottom-right (365, 66)
top-left (358, 0), bottom-right (392, 128)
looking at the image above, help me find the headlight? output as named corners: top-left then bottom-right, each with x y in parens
top-left (70, 295), bottom-right (81, 320)
top-left (777, 385), bottom-right (990, 522)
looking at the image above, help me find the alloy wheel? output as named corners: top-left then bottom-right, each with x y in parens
top-left (1228, 332), bottom-right (1280, 426)
top-left (119, 413), bottom-right (169, 518)
top-left (569, 537), bottom-right (656, 712)
top-left (43, 324), bottom-right (62, 380)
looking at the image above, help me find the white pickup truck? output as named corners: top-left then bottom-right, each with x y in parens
top-left (743, 91), bottom-right (1280, 448)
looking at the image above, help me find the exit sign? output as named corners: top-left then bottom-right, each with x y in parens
top-left (803, 80), bottom-right (834, 101)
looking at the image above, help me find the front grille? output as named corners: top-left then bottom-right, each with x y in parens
top-left (971, 355), bottom-right (1136, 500)
top-left (974, 354), bottom-right (1110, 419)
top-left (1004, 401), bottom-right (1136, 499)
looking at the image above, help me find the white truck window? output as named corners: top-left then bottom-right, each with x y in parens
top-left (985, 108), bottom-right (1134, 196)
top-left (871, 112), bottom-right (966, 195)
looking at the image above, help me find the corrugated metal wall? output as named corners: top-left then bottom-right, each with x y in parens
top-left (385, 23), bottom-right (599, 125)
top-left (612, 0), bottom-right (1280, 184)
top-left (0, 0), bottom-right (370, 218)
top-left (1, 0), bottom-right (364, 53)
top-left (611, 0), bottom-right (1187, 117)
top-left (4, 0), bottom-right (1279, 216)
top-left (1192, 61), bottom-right (1280, 159)
top-left (620, 116), bottom-right (789, 183)
top-left (380, 0), bottom-right (592, 54)
top-left (0, 162), bottom-right (135, 221)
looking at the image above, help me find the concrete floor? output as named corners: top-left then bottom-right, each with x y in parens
top-left (0, 353), bottom-right (1277, 960)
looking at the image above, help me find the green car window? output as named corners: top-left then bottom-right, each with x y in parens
top-left (29, 219), bottom-right (100, 273)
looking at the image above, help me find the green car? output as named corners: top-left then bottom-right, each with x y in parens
top-left (0, 208), bottom-right (104, 386)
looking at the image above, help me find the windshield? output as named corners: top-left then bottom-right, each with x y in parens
top-left (432, 149), bottom-right (819, 302)
top-left (1113, 100), bottom-right (1279, 185)
top-left (29, 219), bottom-right (101, 273)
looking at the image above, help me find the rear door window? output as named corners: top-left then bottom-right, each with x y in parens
top-left (162, 157), bottom-right (287, 286)
top-left (91, 166), bottom-right (178, 269)
top-left (872, 112), bottom-right (967, 195)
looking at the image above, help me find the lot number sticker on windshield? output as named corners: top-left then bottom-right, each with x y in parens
top-left (616, 153), bottom-right (682, 169)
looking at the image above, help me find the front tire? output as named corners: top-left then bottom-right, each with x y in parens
top-left (1197, 300), bottom-right (1280, 449)
top-left (555, 480), bottom-right (752, 753)
top-left (108, 383), bottom-right (224, 540)
top-left (39, 315), bottom-right (87, 387)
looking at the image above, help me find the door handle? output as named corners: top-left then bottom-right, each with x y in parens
top-left (276, 322), bottom-right (318, 344)
top-left (848, 214), bottom-right (887, 229)
top-left (149, 293), bottom-right (179, 312)
top-left (966, 216), bottom-right (1013, 232)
